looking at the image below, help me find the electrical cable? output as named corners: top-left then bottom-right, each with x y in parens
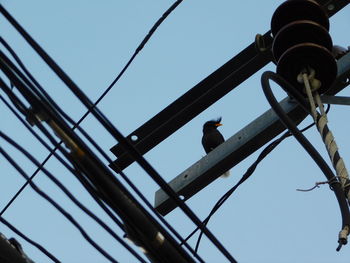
top-left (300, 71), bottom-right (350, 200)
top-left (1, 5), bottom-right (237, 261)
top-left (0, 216), bottom-right (61, 263)
top-left (2, 5), bottom-right (204, 258)
top-left (186, 104), bottom-right (330, 251)
top-left (0, 76), bottom-right (122, 227)
top-left (1, 50), bottom-right (204, 263)
top-left (261, 71), bottom-right (350, 250)
top-left (0, 96), bottom-right (147, 263)
top-left (0, 0), bottom-right (184, 196)
top-left (0, 77), bottom-right (126, 233)
top-left (185, 96), bottom-right (331, 251)
top-left (0, 54), bottom-right (203, 262)
top-left (0, 133), bottom-right (120, 263)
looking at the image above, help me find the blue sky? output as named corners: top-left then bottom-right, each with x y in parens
top-left (1, 1), bottom-right (350, 262)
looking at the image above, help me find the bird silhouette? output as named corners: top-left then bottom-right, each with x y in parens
top-left (201, 117), bottom-right (230, 177)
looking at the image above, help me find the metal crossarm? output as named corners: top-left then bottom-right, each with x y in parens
top-left (109, 0), bottom-right (348, 173)
top-left (155, 52), bottom-right (350, 216)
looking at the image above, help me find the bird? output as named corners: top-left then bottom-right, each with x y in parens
top-left (201, 117), bottom-right (230, 177)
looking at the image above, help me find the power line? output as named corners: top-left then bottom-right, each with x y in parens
top-left (0, 133), bottom-right (120, 263)
top-left (0, 53), bottom-right (203, 261)
top-left (0, 0), bottom-right (183, 219)
top-left (0, 94), bottom-right (147, 263)
top-left (0, 216), bottom-right (60, 263)
top-left (0, 5), bottom-right (237, 261)
top-left (261, 71), bottom-right (350, 250)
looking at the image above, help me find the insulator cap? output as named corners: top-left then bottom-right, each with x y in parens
top-left (277, 43), bottom-right (337, 94)
top-left (271, 0), bottom-right (329, 36)
top-left (272, 20), bottom-right (333, 62)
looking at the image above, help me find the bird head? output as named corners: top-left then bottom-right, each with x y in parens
top-left (202, 117), bottom-right (222, 132)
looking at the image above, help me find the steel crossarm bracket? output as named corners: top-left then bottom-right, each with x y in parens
top-left (109, 0), bottom-right (348, 173)
top-left (154, 51), bottom-right (350, 216)
top-left (110, 32), bottom-right (273, 171)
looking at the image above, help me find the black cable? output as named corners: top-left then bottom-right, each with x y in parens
top-left (1, 5), bottom-right (236, 261)
top-left (0, 133), bottom-right (120, 263)
top-left (4, 52), bottom-right (203, 262)
top-left (187, 103), bottom-right (330, 251)
top-left (0, 65), bottom-right (128, 234)
top-left (0, 96), bottom-right (146, 263)
top-left (0, 0), bottom-right (184, 182)
top-left (2, 4), bottom-right (203, 258)
top-left (261, 71), bottom-right (350, 247)
top-left (0, 0), bottom-right (184, 175)
top-left (2, 62), bottom-right (198, 262)
top-left (1, 51), bottom-right (204, 263)
top-left (0, 77), bottom-right (119, 222)
top-left (0, 216), bottom-right (60, 263)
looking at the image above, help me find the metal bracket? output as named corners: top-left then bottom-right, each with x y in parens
top-left (154, 51), bottom-right (350, 216)
top-left (321, 95), bottom-right (350, 106)
top-left (109, 0), bottom-right (348, 173)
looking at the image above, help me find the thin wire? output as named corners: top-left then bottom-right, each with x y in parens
top-left (0, 78), bottom-right (126, 232)
top-left (0, 134), bottom-right (119, 263)
top-left (0, 0), bottom-right (183, 214)
top-left (1, 3), bottom-right (201, 256)
top-left (1, 58), bottom-right (203, 262)
top-left (1, 3), bottom-right (236, 260)
top-left (0, 216), bottom-right (61, 263)
top-left (0, 96), bottom-right (146, 263)
top-left (188, 103), bottom-right (330, 251)
top-left (261, 71), bottom-right (350, 250)
top-left (192, 131), bottom-right (290, 251)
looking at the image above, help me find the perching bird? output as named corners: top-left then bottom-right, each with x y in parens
top-left (201, 117), bottom-right (230, 177)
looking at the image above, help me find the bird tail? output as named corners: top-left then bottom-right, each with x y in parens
top-left (221, 170), bottom-right (230, 178)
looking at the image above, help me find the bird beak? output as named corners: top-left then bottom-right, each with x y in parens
top-left (215, 123), bottom-right (223, 127)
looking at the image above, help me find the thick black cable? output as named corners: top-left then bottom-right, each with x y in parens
top-left (261, 71), bottom-right (350, 242)
top-left (2, 61), bottom-right (198, 262)
top-left (0, 77), bottom-right (126, 233)
top-left (0, 96), bottom-right (146, 263)
top-left (1, 5), bottom-right (236, 261)
top-left (0, 134), bottom-right (120, 263)
top-left (1, 55), bottom-right (203, 262)
top-left (0, 77), bottom-right (123, 228)
top-left (2, 5), bottom-right (203, 259)
top-left (0, 0), bottom-right (184, 197)
top-left (0, 216), bottom-right (60, 263)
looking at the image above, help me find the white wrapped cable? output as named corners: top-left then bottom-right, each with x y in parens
top-left (299, 71), bottom-right (350, 200)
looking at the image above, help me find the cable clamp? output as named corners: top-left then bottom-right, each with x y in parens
top-left (26, 107), bottom-right (49, 126)
top-left (297, 67), bottom-right (322, 93)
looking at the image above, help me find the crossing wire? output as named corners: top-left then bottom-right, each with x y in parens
top-left (1, 3), bottom-right (237, 262)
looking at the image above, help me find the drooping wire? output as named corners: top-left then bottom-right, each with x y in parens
top-left (0, 76), bottom-right (124, 229)
top-left (1, 2), bottom-right (204, 257)
top-left (185, 98), bottom-right (330, 251)
top-left (261, 71), bottom-right (350, 250)
top-left (0, 0), bottom-right (184, 214)
top-left (1, 5), bottom-right (237, 261)
top-left (0, 60), bottom-right (204, 261)
top-left (0, 216), bottom-right (61, 263)
top-left (0, 133), bottom-right (120, 263)
top-left (1, 50), bottom-right (204, 263)
top-left (0, 95), bottom-right (147, 263)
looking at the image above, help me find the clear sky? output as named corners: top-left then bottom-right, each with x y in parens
top-left (1, 1), bottom-right (350, 262)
